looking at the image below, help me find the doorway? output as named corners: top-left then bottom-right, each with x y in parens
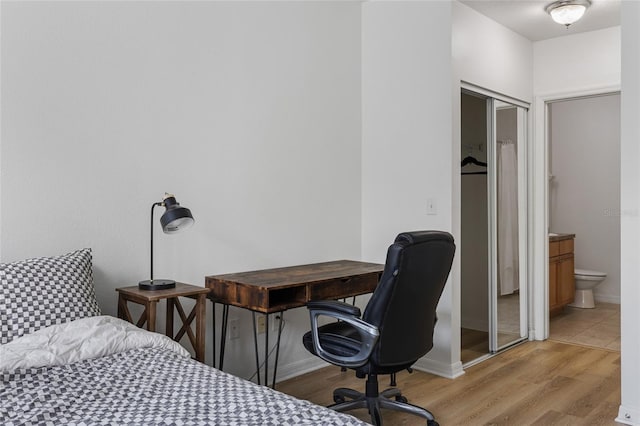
top-left (460, 88), bottom-right (529, 366)
top-left (546, 93), bottom-right (621, 350)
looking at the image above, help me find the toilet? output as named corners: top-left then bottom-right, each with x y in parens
top-left (570, 269), bottom-right (607, 309)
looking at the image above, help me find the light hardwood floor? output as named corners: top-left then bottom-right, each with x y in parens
top-left (277, 340), bottom-right (620, 425)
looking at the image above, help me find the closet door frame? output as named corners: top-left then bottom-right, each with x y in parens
top-left (461, 82), bottom-right (530, 357)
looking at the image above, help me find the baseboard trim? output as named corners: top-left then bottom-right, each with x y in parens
top-left (595, 294), bottom-right (620, 304)
top-left (276, 355), bottom-right (465, 383)
top-left (413, 357), bottom-right (465, 379)
top-left (617, 405), bottom-right (640, 425)
top-left (274, 356), bottom-right (329, 384)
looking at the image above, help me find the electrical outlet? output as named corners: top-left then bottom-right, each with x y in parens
top-left (257, 316), bottom-right (266, 334)
top-left (272, 314), bottom-right (281, 332)
top-left (229, 318), bottom-right (240, 339)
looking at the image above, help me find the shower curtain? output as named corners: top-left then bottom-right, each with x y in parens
top-left (497, 141), bottom-right (519, 296)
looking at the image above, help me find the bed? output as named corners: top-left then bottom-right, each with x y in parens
top-left (0, 249), bottom-right (368, 426)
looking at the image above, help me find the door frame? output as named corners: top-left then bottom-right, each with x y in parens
top-left (530, 85), bottom-right (621, 340)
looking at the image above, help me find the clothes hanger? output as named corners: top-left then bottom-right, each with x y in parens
top-left (461, 155), bottom-right (487, 168)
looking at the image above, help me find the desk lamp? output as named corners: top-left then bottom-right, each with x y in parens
top-left (139, 193), bottom-right (194, 290)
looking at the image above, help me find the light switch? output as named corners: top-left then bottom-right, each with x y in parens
top-left (427, 198), bottom-right (437, 215)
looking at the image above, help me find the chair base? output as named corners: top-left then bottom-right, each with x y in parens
top-left (328, 375), bottom-right (438, 426)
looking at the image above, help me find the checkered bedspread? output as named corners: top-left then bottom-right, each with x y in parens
top-left (1, 347), bottom-right (367, 426)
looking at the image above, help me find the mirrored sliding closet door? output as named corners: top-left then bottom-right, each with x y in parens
top-left (460, 88), bottom-right (529, 366)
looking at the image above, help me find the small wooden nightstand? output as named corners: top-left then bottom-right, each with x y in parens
top-left (116, 283), bottom-right (209, 362)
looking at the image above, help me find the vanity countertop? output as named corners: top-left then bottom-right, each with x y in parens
top-left (549, 232), bottom-right (575, 242)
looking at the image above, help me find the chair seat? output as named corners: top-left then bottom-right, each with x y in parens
top-left (302, 317), bottom-right (417, 376)
top-left (302, 321), bottom-right (362, 358)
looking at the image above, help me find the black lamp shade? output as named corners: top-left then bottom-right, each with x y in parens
top-left (160, 196), bottom-right (194, 233)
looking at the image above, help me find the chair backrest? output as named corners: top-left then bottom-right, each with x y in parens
top-left (362, 231), bottom-right (455, 368)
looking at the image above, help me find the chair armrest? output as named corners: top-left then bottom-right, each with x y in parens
top-left (307, 301), bottom-right (379, 368)
top-left (306, 300), bottom-right (361, 317)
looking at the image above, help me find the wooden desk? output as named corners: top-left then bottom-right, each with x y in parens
top-left (205, 260), bottom-right (384, 387)
top-left (116, 283), bottom-right (209, 362)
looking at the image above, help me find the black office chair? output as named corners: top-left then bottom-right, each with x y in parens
top-left (303, 231), bottom-right (455, 426)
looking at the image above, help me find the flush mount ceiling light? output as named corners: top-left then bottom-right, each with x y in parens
top-left (546, 0), bottom-right (591, 27)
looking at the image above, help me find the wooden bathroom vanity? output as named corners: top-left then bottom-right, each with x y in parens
top-left (549, 233), bottom-right (576, 315)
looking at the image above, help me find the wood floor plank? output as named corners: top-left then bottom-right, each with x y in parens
top-left (277, 340), bottom-right (620, 426)
top-left (563, 373), bottom-right (621, 418)
top-left (582, 401), bottom-right (623, 426)
top-left (485, 375), bottom-right (586, 425)
top-left (532, 410), bottom-right (582, 425)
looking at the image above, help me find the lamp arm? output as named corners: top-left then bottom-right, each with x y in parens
top-left (150, 201), bottom-right (163, 281)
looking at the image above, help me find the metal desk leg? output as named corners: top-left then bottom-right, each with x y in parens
top-left (264, 314), bottom-right (269, 386)
top-left (272, 312), bottom-right (284, 389)
top-left (252, 311), bottom-right (261, 386)
top-left (250, 312), bottom-right (285, 388)
top-left (211, 301), bottom-right (216, 368)
top-left (219, 304), bottom-right (229, 371)
top-left (215, 307), bottom-right (285, 389)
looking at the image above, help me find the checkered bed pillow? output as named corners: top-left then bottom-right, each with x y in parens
top-left (0, 248), bottom-right (101, 344)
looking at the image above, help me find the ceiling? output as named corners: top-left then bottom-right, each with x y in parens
top-left (459, 0), bottom-right (621, 41)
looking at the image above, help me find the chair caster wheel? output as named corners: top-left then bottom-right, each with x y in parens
top-left (427, 420), bottom-right (439, 426)
top-left (333, 395), bottom-right (346, 404)
top-left (395, 395), bottom-right (408, 403)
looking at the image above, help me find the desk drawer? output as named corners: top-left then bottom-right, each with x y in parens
top-left (209, 282), bottom-right (306, 313)
top-left (267, 286), bottom-right (307, 312)
top-left (309, 274), bottom-right (378, 301)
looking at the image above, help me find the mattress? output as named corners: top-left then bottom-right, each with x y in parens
top-left (0, 316), bottom-right (368, 426)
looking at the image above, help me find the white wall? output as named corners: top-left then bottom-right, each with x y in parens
top-left (617, 1), bottom-right (640, 423)
top-left (549, 94), bottom-right (621, 304)
top-left (0, 1), bottom-right (362, 380)
top-left (453, 2), bottom-right (533, 104)
top-left (361, 1), bottom-right (456, 377)
top-left (534, 27), bottom-right (621, 95)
